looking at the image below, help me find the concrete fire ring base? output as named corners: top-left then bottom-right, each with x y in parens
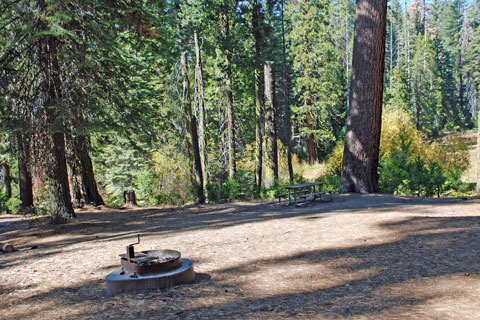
top-left (106, 259), bottom-right (194, 296)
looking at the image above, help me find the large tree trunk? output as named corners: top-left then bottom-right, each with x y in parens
top-left (17, 133), bottom-right (34, 211)
top-left (340, 0), bottom-right (387, 194)
top-left (264, 60), bottom-right (278, 184)
top-left (253, 0), bottom-right (265, 198)
top-left (281, 0), bottom-right (294, 182)
top-left (39, 32), bottom-right (75, 223)
top-left (194, 30), bottom-right (210, 202)
top-left (224, 11), bottom-right (236, 178)
top-left (47, 129), bottom-right (75, 223)
top-left (75, 135), bottom-right (104, 206)
top-left (181, 51), bottom-right (205, 203)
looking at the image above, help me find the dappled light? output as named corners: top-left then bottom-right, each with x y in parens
top-left (1, 194), bottom-right (480, 318)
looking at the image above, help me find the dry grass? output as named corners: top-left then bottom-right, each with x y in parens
top-left (461, 131), bottom-right (478, 184)
top-left (297, 162), bottom-right (327, 182)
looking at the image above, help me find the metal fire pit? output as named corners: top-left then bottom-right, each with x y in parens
top-left (106, 235), bottom-right (195, 295)
top-left (120, 249), bottom-right (182, 276)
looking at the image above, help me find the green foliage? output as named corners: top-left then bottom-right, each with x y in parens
top-left (287, 0), bottom-right (346, 158)
top-left (2, 0), bottom-right (478, 212)
top-left (324, 141), bottom-right (344, 176)
top-left (411, 33), bottom-right (444, 136)
top-left (0, 192), bottom-right (8, 213)
top-left (207, 169), bottom-right (255, 203)
top-left (378, 109), bottom-right (470, 197)
top-left (465, 22), bottom-right (480, 101)
top-left (378, 146), bottom-right (410, 194)
top-left (319, 174), bottom-right (341, 193)
top-left (97, 141), bottom-right (194, 206)
top-left (5, 197), bottom-right (22, 213)
top-left (385, 68), bottom-right (410, 112)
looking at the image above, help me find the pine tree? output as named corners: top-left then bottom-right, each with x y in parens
top-left (0, 1), bottom-right (163, 221)
top-left (439, 1), bottom-right (465, 124)
top-left (288, 0), bottom-right (344, 162)
top-left (411, 33), bottom-right (444, 136)
top-left (386, 67), bottom-right (409, 111)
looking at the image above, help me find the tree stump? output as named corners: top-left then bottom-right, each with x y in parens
top-left (0, 243), bottom-right (14, 253)
top-left (123, 190), bottom-right (137, 206)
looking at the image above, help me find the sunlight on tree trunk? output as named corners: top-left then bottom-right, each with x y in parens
top-left (340, 0), bottom-right (387, 194)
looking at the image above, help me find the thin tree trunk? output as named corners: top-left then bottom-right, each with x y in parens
top-left (477, 108), bottom-right (480, 193)
top-left (406, 0), bottom-right (411, 90)
top-left (17, 133), bottom-right (34, 211)
top-left (39, 31), bottom-right (75, 223)
top-left (224, 11), bottom-right (236, 178)
top-left (423, 0), bottom-right (426, 71)
top-left (1, 160), bottom-right (12, 200)
top-left (253, 0), bottom-right (265, 198)
top-left (390, 9), bottom-right (393, 89)
top-left (181, 51), bottom-right (205, 203)
top-left (340, 0), bottom-right (387, 194)
top-left (65, 136), bottom-right (79, 208)
top-left (302, 6), bottom-right (315, 164)
top-left (461, 3), bottom-right (470, 126)
top-left (458, 50), bottom-right (465, 122)
top-left (194, 30), bottom-right (210, 202)
top-left (307, 109), bottom-right (315, 164)
top-left (264, 60), bottom-right (278, 184)
top-left (345, 0), bottom-right (351, 111)
top-left (281, 0), bottom-right (294, 182)
top-left (67, 159), bottom-right (83, 208)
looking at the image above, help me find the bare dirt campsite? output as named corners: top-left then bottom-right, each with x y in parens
top-left (1, 194), bottom-right (480, 319)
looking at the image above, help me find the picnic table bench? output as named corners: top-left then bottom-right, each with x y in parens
top-left (277, 182), bottom-right (333, 207)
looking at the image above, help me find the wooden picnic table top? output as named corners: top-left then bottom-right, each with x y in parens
top-left (284, 181), bottom-right (324, 190)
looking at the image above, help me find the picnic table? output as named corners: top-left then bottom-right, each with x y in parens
top-left (277, 181), bottom-right (333, 207)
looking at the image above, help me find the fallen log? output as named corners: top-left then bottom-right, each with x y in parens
top-left (0, 243), bottom-right (14, 253)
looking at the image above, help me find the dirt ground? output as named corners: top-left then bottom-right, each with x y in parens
top-left (1, 193), bottom-right (480, 319)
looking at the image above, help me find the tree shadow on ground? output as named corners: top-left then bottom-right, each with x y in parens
top-left (1, 194), bottom-right (478, 270)
top-left (2, 194), bottom-right (477, 245)
top-left (173, 215), bottom-right (480, 318)
top-left (3, 213), bottom-right (480, 319)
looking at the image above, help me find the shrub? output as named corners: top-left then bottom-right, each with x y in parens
top-left (207, 169), bottom-right (255, 203)
top-left (378, 108), bottom-right (470, 197)
top-left (320, 174), bottom-right (341, 192)
top-left (0, 192), bottom-right (8, 213)
top-left (149, 149), bottom-right (193, 205)
top-left (324, 140), bottom-right (344, 176)
top-left (5, 197), bottom-right (22, 213)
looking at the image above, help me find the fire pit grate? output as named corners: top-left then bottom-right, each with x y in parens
top-left (106, 235), bottom-right (195, 295)
top-left (120, 249), bottom-right (182, 275)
